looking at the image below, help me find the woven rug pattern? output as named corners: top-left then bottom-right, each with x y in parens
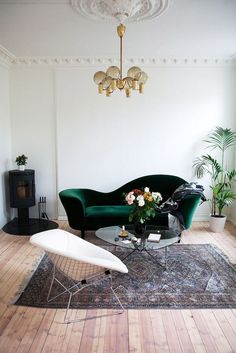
top-left (15, 243), bottom-right (236, 309)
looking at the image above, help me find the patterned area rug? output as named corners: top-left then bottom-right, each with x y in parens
top-left (15, 244), bottom-right (236, 309)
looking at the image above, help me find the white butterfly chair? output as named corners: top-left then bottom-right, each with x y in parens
top-left (30, 229), bottom-right (128, 324)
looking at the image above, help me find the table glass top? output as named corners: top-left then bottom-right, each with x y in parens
top-left (95, 225), bottom-right (180, 250)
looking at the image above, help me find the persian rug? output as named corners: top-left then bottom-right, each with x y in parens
top-left (15, 243), bottom-right (236, 309)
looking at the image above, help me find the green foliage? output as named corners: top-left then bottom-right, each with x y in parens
top-left (193, 127), bottom-right (236, 216)
top-left (204, 126), bottom-right (236, 152)
top-left (15, 154), bottom-right (28, 166)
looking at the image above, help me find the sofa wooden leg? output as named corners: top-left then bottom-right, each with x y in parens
top-left (177, 233), bottom-right (182, 243)
top-left (81, 230), bottom-right (85, 239)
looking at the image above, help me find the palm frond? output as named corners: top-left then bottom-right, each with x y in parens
top-left (215, 189), bottom-right (236, 215)
top-left (193, 154), bottom-right (221, 180)
top-left (192, 157), bottom-right (207, 178)
top-left (204, 126), bottom-right (236, 152)
top-left (227, 169), bottom-right (236, 181)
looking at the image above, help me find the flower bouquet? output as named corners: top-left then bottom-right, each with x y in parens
top-left (124, 187), bottom-right (162, 234)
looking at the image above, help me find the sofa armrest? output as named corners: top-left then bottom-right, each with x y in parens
top-left (59, 188), bottom-right (116, 230)
top-left (177, 194), bottom-right (201, 229)
top-left (59, 189), bottom-right (88, 230)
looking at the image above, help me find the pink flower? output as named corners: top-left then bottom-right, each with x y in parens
top-left (126, 192), bottom-right (135, 205)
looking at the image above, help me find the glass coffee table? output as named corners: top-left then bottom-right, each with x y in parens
top-left (96, 225), bottom-right (180, 269)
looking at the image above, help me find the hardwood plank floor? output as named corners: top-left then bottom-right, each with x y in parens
top-left (0, 221), bottom-right (236, 353)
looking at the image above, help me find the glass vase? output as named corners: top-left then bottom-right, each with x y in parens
top-left (134, 221), bottom-right (146, 237)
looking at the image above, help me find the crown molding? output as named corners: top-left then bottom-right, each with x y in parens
top-left (8, 56), bottom-right (236, 68)
top-left (0, 45), bottom-right (16, 68)
top-left (0, 45), bottom-right (235, 68)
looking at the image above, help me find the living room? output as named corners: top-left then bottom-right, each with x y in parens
top-left (0, 0), bottom-right (236, 352)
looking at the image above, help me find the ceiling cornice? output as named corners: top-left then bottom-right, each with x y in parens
top-left (0, 45), bottom-right (16, 68)
top-left (8, 56), bottom-right (236, 68)
top-left (0, 46), bottom-right (235, 68)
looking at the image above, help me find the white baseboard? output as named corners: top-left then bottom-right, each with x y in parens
top-left (194, 214), bottom-right (236, 225)
top-left (230, 218), bottom-right (236, 226)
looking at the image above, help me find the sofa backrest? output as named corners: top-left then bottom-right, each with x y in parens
top-left (109, 174), bottom-right (186, 204)
top-left (59, 174), bottom-right (187, 209)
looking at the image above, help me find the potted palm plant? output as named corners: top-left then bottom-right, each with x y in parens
top-left (193, 126), bottom-right (236, 232)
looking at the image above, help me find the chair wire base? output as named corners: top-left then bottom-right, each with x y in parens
top-left (121, 245), bottom-right (169, 269)
top-left (47, 265), bottom-right (125, 324)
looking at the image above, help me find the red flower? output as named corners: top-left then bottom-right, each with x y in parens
top-left (132, 189), bottom-right (143, 196)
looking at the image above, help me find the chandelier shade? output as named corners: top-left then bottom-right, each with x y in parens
top-left (93, 24), bottom-right (148, 97)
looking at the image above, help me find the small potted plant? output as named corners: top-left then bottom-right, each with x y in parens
top-left (193, 126), bottom-right (236, 232)
top-left (15, 154), bottom-right (28, 171)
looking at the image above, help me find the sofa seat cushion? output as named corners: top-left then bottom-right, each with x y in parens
top-left (86, 205), bottom-right (131, 218)
top-left (85, 205), bottom-right (168, 229)
top-left (85, 205), bottom-right (130, 229)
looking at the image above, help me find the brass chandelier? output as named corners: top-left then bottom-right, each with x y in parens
top-left (93, 24), bottom-right (148, 98)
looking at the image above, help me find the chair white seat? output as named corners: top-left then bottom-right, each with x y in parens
top-left (30, 229), bottom-right (128, 323)
top-left (30, 229), bottom-right (128, 274)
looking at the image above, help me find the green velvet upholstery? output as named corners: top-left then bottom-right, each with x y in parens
top-left (59, 174), bottom-right (201, 237)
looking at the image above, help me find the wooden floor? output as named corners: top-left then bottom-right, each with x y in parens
top-left (0, 221), bottom-right (236, 353)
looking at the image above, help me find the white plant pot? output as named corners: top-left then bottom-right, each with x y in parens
top-left (209, 215), bottom-right (227, 233)
top-left (18, 165), bottom-right (25, 171)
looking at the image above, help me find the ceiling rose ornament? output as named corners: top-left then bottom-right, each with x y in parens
top-left (71, 0), bottom-right (171, 23)
top-left (93, 23), bottom-right (148, 97)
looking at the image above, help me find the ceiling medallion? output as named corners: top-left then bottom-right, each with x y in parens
top-left (71, 0), bottom-right (171, 23)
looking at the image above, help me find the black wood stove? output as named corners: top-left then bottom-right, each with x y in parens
top-left (3, 169), bottom-right (58, 235)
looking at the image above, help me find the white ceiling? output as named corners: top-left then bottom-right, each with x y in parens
top-left (0, 0), bottom-right (235, 58)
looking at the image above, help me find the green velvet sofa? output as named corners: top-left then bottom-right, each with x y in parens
top-left (59, 174), bottom-right (201, 238)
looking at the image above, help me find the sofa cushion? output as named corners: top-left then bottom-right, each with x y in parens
top-left (85, 205), bottom-right (168, 229)
top-left (86, 205), bottom-right (131, 218)
top-left (85, 205), bottom-right (130, 229)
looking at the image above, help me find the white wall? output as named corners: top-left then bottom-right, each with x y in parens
top-left (8, 62), bottom-right (236, 221)
top-left (0, 64), bottom-right (11, 228)
top-left (56, 64), bottom-right (236, 219)
top-left (10, 67), bottom-right (57, 219)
